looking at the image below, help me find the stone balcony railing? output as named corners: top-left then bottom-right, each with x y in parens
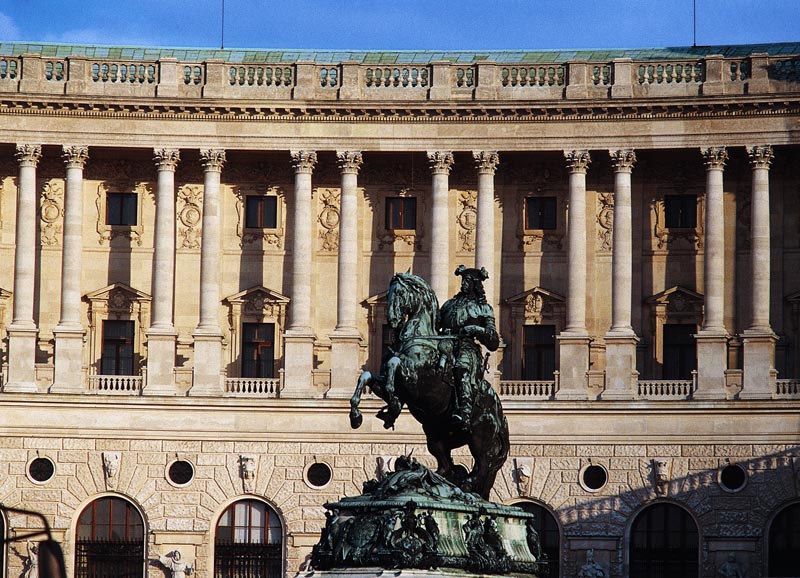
top-left (498, 373), bottom-right (559, 400)
top-left (637, 377), bottom-right (696, 400)
top-left (224, 374), bottom-right (282, 398)
top-left (1, 52), bottom-right (798, 103)
top-left (87, 373), bottom-right (143, 395)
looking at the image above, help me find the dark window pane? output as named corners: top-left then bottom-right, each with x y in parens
top-left (385, 197), bottom-right (416, 230)
top-left (525, 197), bottom-right (557, 230)
top-left (523, 325), bottom-right (556, 380)
top-left (769, 503), bottom-right (800, 576)
top-left (664, 195), bottom-right (697, 228)
top-left (246, 196), bottom-right (278, 229)
top-left (663, 324), bottom-right (696, 380)
top-left (106, 193), bottom-right (138, 226)
top-left (101, 320), bottom-right (135, 376)
top-left (630, 503), bottom-right (698, 578)
top-left (242, 323), bottom-right (275, 378)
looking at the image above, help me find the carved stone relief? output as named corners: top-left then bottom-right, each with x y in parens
top-left (177, 185), bottom-right (202, 249)
top-left (39, 180), bottom-right (64, 246)
top-left (103, 451), bottom-right (121, 489)
top-left (596, 192), bottom-right (614, 253)
top-left (512, 457), bottom-right (534, 497)
top-left (456, 189), bottom-right (477, 254)
top-left (240, 454), bottom-right (257, 492)
top-left (317, 188), bottom-right (341, 252)
top-left (652, 458), bottom-right (671, 495)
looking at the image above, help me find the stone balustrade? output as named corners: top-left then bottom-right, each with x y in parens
top-left (224, 376), bottom-right (282, 397)
top-left (776, 379), bottom-right (800, 398)
top-left (1, 51), bottom-right (796, 102)
top-left (87, 374), bottom-right (143, 395)
top-left (637, 378), bottom-right (696, 400)
top-left (499, 375), bottom-right (559, 400)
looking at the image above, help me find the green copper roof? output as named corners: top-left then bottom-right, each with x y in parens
top-left (0, 41), bottom-right (798, 64)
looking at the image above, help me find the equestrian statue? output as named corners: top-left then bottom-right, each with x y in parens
top-left (350, 266), bottom-right (509, 500)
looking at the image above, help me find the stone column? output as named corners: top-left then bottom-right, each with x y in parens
top-left (741, 145), bottom-right (777, 399)
top-left (5, 144), bottom-right (42, 393)
top-left (556, 150), bottom-right (591, 400)
top-left (329, 151), bottom-right (363, 396)
top-left (283, 150), bottom-right (318, 397)
top-left (473, 151), bottom-right (500, 385)
top-left (427, 151), bottom-right (454, 302)
top-left (695, 147), bottom-right (729, 399)
top-left (189, 149), bottom-right (226, 396)
top-left (145, 148), bottom-right (180, 395)
top-left (52, 145), bottom-right (89, 393)
top-left (603, 149), bottom-right (639, 400)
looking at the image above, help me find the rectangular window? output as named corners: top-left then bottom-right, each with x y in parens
top-left (101, 320), bottom-right (134, 375)
top-left (242, 323), bottom-right (275, 378)
top-left (663, 324), bottom-right (696, 380)
top-left (106, 193), bottom-right (137, 226)
top-left (664, 195), bottom-right (697, 228)
top-left (245, 196), bottom-right (278, 229)
top-left (525, 197), bottom-right (557, 230)
top-left (522, 324), bottom-right (556, 380)
top-left (385, 197), bottom-right (417, 230)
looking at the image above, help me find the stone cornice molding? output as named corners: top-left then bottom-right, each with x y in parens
top-left (291, 150), bottom-right (318, 174)
top-left (15, 144), bottom-right (42, 167)
top-left (153, 148), bottom-right (181, 171)
top-left (200, 149), bottom-right (226, 172)
top-left (701, 146), bottom-right (728, 170)
top-left (62, 145), bottom-right (89, 169)
top-left (336, 150), bottom-right (363, 174)
top-left (427, 151), bottom-right (454, 175)
top-left (746, 145), bottom-right (774, 169)
top-left (564, 150), bottom-right (591, 174)
top-left (473, 151), bottom-right (500, 175)
top-left (609, 149), bottom-right (636, 173)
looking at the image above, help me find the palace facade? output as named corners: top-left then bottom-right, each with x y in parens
top-left (0, 41), bottom-right (799, 578)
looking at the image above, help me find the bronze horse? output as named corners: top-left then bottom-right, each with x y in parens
top-left (349, 272), bottom-right (509, 499)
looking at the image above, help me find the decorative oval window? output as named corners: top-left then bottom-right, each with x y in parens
top-left (305, 462), bottom-right (333, 489)
top-left (719, 464), bottom-right (747, 493)
top-left (27, 457), bottom-right (55, 484)
top-left (166, 459), bottom-right (195, 487)
top-left (579, 464), bottom-right (608, 492)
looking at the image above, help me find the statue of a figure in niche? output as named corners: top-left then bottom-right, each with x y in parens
top-left (153, 550), bottom-right (192, 578)
top-left (350, 267), bottom-right (508, 499)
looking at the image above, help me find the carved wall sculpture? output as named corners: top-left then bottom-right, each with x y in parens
top-left (652, 458), bottom-right (671, 495)
top-left (39, 180), bottom-right (64, 246)
top-left (177, 184), bottom-right (202, 250)
top-left (456, 189), bottom-right (477, 254)
top-left (596, 192), bottom-right (614, 253)
top-left (103, 451), bottom-right (121, 489)
top-left (240, 454), bottom-right (257, 492)
top-left (316, 188), bottom-right (341, 252)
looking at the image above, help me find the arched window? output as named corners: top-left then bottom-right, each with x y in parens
top-left (630, 503), bottom-right (698, 578)
top-left (515, 501), bottom-right (560, 578)
top-left (768, 502), bottom-right (800, 576)
top-left (76, 496), bottom-right (145, 578)
top-left (215, 499), bottom-right (283, 578)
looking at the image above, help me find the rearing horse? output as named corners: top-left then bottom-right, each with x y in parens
top-left (349, 272), bottom-right (509, 500)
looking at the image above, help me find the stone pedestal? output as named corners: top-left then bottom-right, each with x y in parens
top-left (282, 330), bottom-right (317, 398)
top-left (144, 330), bottom-right (178, 395)
top-left (51, 328), bottom-right (85, 393)
top-left (602, 334), bottom-right (638, 400)
top-left (328, 332), bottom-right (362, 398)
top-left (555, 334), bottom-right (589, 400)
top-left (694, 331), bottom-right (728, 399)
top-left (188, 333), bottom-right (224, 396)
top-left (740, 330), bottom-right (778, 400)
top-left (4, 325), bottom-right (38, 392)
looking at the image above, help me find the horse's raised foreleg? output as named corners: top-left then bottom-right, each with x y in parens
top-left (379, 356), bottom-right (403, 428)
top-left (350, 371), bottom-right (375, 429)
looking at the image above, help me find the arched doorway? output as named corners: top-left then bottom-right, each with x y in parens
top-left (75, 496), bottom-right (145, 578)
top-left (515, 501), bottom-right (560, 578)
top-left (768, 502), bottom-right (800, 576)
top-left (630, 502), bottom-right (699, 578)
top-left (215, 498), bottom-right (283, 578)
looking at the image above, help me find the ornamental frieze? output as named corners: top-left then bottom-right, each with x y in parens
top-left (177, 185), bottom-right (202, 250)
top-left (316, 188), bottom-right (341, 252)
top-left (39, 180), bottom-right (64, 246)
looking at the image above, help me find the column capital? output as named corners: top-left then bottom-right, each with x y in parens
top-left (154, 148), bottom-right (181, 171)
top-left (564, 150), bottom-right (591, 173)
top-left (62, 145), bottom-right (89, 169)
top-left (200, 149), bottom-right (226, 172)
top-left (609, 149), bottom-right (636, 173)
top-left (291, 150), bottom-right (318, 174)
top-left (701, 146), bottom-right (728, 170)
top-left (336, 150), bottom-right (363, 174)
top-left (473, 151), bottom-right (500, 175)
top-left (427, 151), bottom-right (454, 175)
top-left (15, 144), bottom-right (42, 167)
top-left (746, 145), bottom-right (774, 169)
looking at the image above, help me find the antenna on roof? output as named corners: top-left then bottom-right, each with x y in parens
top-left (693, 0), bottom-right (697, 47)
top-left (221, 0), bottom-right (226, 49)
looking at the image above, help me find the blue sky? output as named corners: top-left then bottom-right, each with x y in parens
top-left (1, 0), bottom-right (797, 50)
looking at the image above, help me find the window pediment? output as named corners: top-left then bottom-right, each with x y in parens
top-left (506, 287), bottom-right (566, 324)
top-left (224, 286), bottom-right (289, 322)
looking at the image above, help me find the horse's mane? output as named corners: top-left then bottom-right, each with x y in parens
top-left (389, 273), bottom-right (440, 328)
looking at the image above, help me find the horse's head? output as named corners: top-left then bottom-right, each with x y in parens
top-left (387, 273), bottom-right (440, 333)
